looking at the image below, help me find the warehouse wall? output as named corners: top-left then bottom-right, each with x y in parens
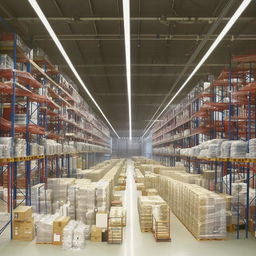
top-left (142, 134), bottom-right (153, 158)
top-left (112, 137), bottom-right (142, 158)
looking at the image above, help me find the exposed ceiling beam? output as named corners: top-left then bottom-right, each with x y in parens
top-left (58, 63), bottom-right (225, 68)
top-left (95, 93), bottom-right (167, 96)
top-left (34, 33), bottom-right (256, 41)
top-left (0, 2), bottom-right (29, 35)
top-left (80, 72), bottom-right (209, 77)
top-left (102, 103), bottom-right (160, 107)
top-left (5, 16), bottom-right (256, 23)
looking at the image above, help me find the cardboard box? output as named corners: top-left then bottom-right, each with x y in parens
top-left (13, 217), bottom-right (34, 241)
top-left (91, 225), bottom-right (102, 242)
top-left (13, 206), bottom-right (32, 222)
top-left (52, 216), bottom-right (71, 245)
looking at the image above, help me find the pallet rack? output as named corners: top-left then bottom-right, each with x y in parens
top-left (151, 55), bottom-right (256, 239)
top-left (0, 23), bottom-right (112, 239)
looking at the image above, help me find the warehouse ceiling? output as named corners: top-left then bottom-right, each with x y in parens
top-left (0, 0), bottom-right (256, 137)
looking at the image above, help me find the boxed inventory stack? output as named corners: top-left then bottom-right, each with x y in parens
top-left (138, 196), bottom-right (168, 232)
top-left (155, 175), bottom-right (227, 240)
top-left (91, 225), bottom-right (102, 242)
top-left (36, 214), bottom-right (59, 244)
top-left (76, 183), bottom-right (96, 224)
top-left (31, 183), bottom-right (52, 214)
top-left (108, 207), bottom-right (124, 244)
top-left (13, 206), bottom-right (34, 241)
top-left (152, 204), bottom-right (171, 241)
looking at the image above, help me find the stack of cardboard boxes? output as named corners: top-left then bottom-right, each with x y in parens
top-left (13, 206), bottom-right (34, 241)
top-left (90, 225), bottom-right (102, 242)
top-left (52, 216), bottom-right (71, 245)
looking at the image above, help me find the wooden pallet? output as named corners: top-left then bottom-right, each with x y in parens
top-left (140, 227), bottom-right (152, 233)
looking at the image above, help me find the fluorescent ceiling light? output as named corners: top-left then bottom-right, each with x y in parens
top-left (28, 0), bottom-right (120, 138)
top-left (142, 0), bottom-right (252, 138)
top-left (122, 0), bottom-right (132, 140)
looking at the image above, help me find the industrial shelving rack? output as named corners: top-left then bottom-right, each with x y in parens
top-left (0, 22), bottom-right (112, 239)
top-left (151, 55), bottom-right (256, 239)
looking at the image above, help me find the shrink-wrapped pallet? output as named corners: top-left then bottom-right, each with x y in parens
top-left (73, 221), bottom-right (87, 249)
top-left (76, 184), bottom-right (96, 223)
top-left (96, 181), bottom-right (109, 212)
top-left (48, 178), bottom-right (75, 204)
top-left (138, 196), bottom-right (167, 231)
top-left (36, 214), bottom-right (58, 243)
top-left (31, 184), bottom-right (52, 214)
top-left (248, 138), bottom-right (256, 157)
top-left (67, 185), bottom-right (77, 219)
top-left (230, 141), bottom-right (247, 158)
top-left (62, 220), bottom-right (78, 250)
top-left (220, 141), bottom-right (232, 158)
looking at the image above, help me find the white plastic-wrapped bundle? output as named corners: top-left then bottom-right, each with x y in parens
top-left (208, 144), bottom-right (219, 158)
top-left (73, 221), bottom-right (86, 250)
top-left (85, 210), bottom-right (95, 225)
top-left (67, 185), bottom-right (77, 219)
top-left (31, 184), bottom-right (52, 214)
top-left (14, 138), bottom-right (26, 157)
top-left (190, 146), bottom-right (200, 157)
top-left (96, 181), bottom-right (109, 212)
top-left (32, 213), bottom-right (44, 235)
top-left (84, 225), bottom-right (91, 240)
top-left (1, 142), bottom-right (11, 158)
top-left (30, 143), bottom-right (38, 156)
top-left (206, 139), bottom-right (225, 158)
top-left (199, 149), bottom-right (208, 158)
top-left (76, 184), bottom-right (96, 222)
top-left (248, 138), bottom-right (256, 157)
top-left (220, 141), bottom-right (232, 158)
top-left (37, 214), bottom-right (59, 243)
top-left (230, 141), bottom-right (247, 158)
top-left (48, 178), bottom-right (75, 204)
top-left (62, 220), bottom-right (78, 250)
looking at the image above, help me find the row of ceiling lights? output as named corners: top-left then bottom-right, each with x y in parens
top-left (28, 0), bottom-right (251, 140)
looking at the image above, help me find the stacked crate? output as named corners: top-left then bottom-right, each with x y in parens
top-left (138, 196), bottom-right (167, 232)
top-left (108, 207), bottom-right (124, 244)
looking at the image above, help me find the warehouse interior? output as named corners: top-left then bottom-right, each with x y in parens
top-left (0, 0), bottom-right (256, 255)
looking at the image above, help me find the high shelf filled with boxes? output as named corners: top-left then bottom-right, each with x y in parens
top-left (150, 56), bottom-right (256, 239)
top-left (0, 27), bottom-right (112, 239)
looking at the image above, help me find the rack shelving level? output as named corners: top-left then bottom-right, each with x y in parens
top-left (0, 23), bottom-right (112, 239)
top-left (151, 55), bottom-right (256, 239)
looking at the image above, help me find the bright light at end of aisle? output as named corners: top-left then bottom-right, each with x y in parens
top-left (27, 0), bottom-right (120, 138)
top-left (122, 0), bottom-right (132, 140)
top-left (142, 0), bottom-right (252, 138)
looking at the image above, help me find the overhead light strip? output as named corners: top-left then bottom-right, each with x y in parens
top-left (122, 0), bottom-right (132, 140)
top-left (28, 0), bottom-right (120, 138)
top-left (142, 0), bottom-right (252, 138)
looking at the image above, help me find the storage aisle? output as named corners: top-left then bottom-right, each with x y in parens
top-left (0, 160), bottom-right (256, 256)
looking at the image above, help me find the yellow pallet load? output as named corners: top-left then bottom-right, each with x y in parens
top-left (157, 175), bottom-right (227, 240)
top-left (152, 204), bottom-right (171, 241)
top-left (91, 225), bottom-right (102, 242)
top-left (134, 168), bottom-right (144, 183)
top-left (13, 206), bottom-right (34, 241)
top-left (136, 183), bottom-right (145, 191)
top-left (108, 207), bottom-right (125, 244)
top-left (142, 188), bottom-right (159, 196)
top-left (138, 196), bottom-right (167, 232)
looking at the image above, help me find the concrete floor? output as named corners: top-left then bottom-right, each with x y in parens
top-left (0, 160), bottom-right (256, 256)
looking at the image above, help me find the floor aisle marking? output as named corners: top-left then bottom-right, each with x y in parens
top-left (124, 160), bottom-right (134, 256)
